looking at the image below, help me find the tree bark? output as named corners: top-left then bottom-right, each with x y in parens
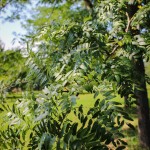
top-left (126, 2), bottom-right (150, 148)
top-left (133, 57), bottom-right (150, 148)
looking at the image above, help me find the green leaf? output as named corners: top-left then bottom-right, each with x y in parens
top-left (94, 99), bottom-right (100, 107)
top-left (82, 133), bottom-right (95, 142)
top-left (71, 139), bottom-right (81, 149)
top-left (118, 139), bottom-right (127, 145)
top-left (108, 101), bottom-right (121, 106)
top-left (72, 123), bottom-right (78, 135)
top-left (56, 74), bottom-right (63, 81)
top-left (126, 123), bottom-right (135, 130)
top-left (103, 90), bottom-right (114, 97)
top-left (105, 137), bottom-right (112, 145)
top-left (117, 116), bottom-right (121, 125)
top-left (22, 130), bottom-right (26, 141)
top-left (86, 140), bottom-right (101, 147)
top-left (91, 121), bottom-right (99, 132)
top-left (92, 111), bottom-right (100, 118)
top-left (82, 116), bottom-right (88, 127)
top-left (0, 107), bottom-right (4, 112)
top-left (56, 139), bottom-right (60, 150)
top-left (65, 70), bottom-right (73, 78)
top-left (12, 104), bottom-right (15, 113)
top-left (115, 74), bottom-right (120, 83)
top-left (84, 84), bottom-right (93, 93)
top-left (71, 95), bottom-right (77, 106)
top-left (64, 131), bottom-right (71, 144)
top-left (116, 146), bottom-right (126, 150)
top-left (78, 105), bottom-right (83, 113)
top-left (94, 91), bottom-right (99, 99)
top-left (34, 111), bottom-right (48, 121)
top-left (120, 120), bottom-right (124, 127)
top-left (88, 119), bottom-right (93, 127)
top-left (38, 133), bottom-right (47, 150)
top-left (123, 115), bottom-right (133, 121)
top-left (77, 128), bottom-right (89, 138)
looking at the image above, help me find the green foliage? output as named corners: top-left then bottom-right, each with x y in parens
top-left (0, 87), bottom-right (134, 149)
top-left (1, 0), bottom-right (150, 149)
top-left (0, 50), bottom-right (28, 102)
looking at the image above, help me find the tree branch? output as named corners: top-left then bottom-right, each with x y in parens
top-left (84, 0), bottom-right (93, 9)
top-left (0, 0), bottom-right (13, 12)
top-left (125, 12), bottom-right (131, 32)
top-left (105, 45), bottom-right (119, 61)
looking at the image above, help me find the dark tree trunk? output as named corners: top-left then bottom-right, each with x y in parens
top-left (126, 3), bottom-right (150, 148)
top-left (133, 57), bottom-right (150, 148)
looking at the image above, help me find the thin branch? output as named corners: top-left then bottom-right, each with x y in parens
top-left (125, 12), bottom-right (131, 32)
top-left (0, 0), bottom-right (13, 12)
top-left (84, 0), bottom-right (93, 9)
top-left (105, 45), bottom-right (119, 61)
top-left (125, 12), bottom-right (134, 32)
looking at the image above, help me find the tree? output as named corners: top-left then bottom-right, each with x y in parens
top-left (127, 2), bottom-right (150, 147)
top-left (24, 0), bottom-right (150, 148)
top-left (0, 39), bottom-right (5, 51)
top-left (24, 1), bottom-right (150, 147)
top-left (0, 49), bottom-right (28, 100)
top-left (0, 0), bottom-right (150, 149)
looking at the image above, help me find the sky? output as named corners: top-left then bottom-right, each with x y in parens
top-left (0, 2), bottom-right (36, 50)
top-left (0, 20), bottom-right (26, 50)
top-left (0, 2), bottom-right (80, 50)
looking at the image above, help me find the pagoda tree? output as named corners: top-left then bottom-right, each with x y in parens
top-left (0, 0), bottom-right (150, 149)
top-left (23, 0), bottom-right (150, 147)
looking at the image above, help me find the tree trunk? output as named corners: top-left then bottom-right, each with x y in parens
top-left (133, 57), bottom-right (150, 148)
top-left (126, 3), bottom-right (150, 148)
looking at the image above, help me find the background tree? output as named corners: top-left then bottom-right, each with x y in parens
top-left (0, 49), bottom-right (28, 101)
top-left (0, 39), bottom-right (5, 51)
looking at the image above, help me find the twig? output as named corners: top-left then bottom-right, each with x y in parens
top-left (125, 12), bottom-right (135, 33)
top-left (125, 12), bottom-right (131, 32)
top-left (0, 0), bottom-right (13, 12)
top-left (105, 45), bottom-right (119, 61)
top-left (84, 0), bottom-right (93, 9)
